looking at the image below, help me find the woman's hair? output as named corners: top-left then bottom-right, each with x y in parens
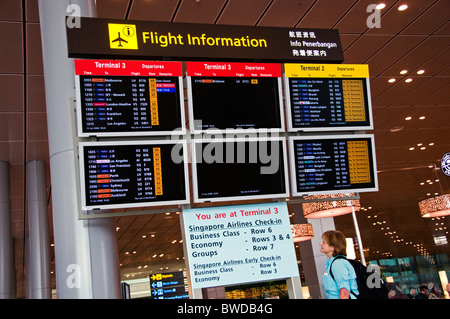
top-left (322, 230), bottom-right (347, 257)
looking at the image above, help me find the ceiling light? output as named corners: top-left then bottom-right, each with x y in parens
top-left (405, 78), bottom-right (413, 83)
top-left (429, 143), bottom-right (434, 146)
top-left (302, 193), bottom-right (360, 218)
top-left (398, 4), bottom-right (408, 11)
top-left (417, 70), bottom-right (425, 74)
top-left (419, 194), bottom-right (450, 218)
top-left (409, 147), bottom-right (414, 151)
top-left (419, 116), bottom-right (425, 120)
top-left (291, 224), bottom-right (314, 242)
top-left (388, 78), bottom-right (396, 83)
top-left (400, 70), bottom-right (408, 74)
top-left (376, 3), bottom-right (386, 10)
top-left (390, 125), bottom-right (404, 132)
top-left (405, 116), bottom-right (412, 120)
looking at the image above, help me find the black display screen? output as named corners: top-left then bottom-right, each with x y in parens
top-left (193, 139), bottom-right (288, 202)
top-left (290, 136), bottom-right (377, 195)
top-left (80, 142), bottom-right (188, 209)
top-left (287, 78), bottom-right (371, 130)
top-left (78, 75), bottom-right (183, 135)
top-left (189, 76), bottom-right (283, 130)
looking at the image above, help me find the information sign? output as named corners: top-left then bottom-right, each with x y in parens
top-left (149, 271), bottom-right (189, 299)
top-left (284, 63), bottom-right (373, 131)
top-left (74, 59), bottom-right (185, 136)
top-left (182, 202), bottom-right (299, 289)
top-left (289, 135), bottom-right (378, 195)
top-left (78, 140), bottom-right (190, 210)
top-left (67, 18), bottom-right (344, 63)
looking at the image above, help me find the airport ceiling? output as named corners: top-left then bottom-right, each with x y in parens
top-left (0, 0), bottom-right (449, 298)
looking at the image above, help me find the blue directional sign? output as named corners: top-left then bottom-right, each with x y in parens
top-left (149, 271), bottom-right (189, 299)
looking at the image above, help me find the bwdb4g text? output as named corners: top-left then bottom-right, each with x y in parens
top-left (221, 303), bottom-right (273, 314)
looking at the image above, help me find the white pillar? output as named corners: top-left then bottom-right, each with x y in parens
top-left (38, 0), bottom-right (119, 298)
top-left (27, 160), bottom-right (51, 298)
top-left (0, 161), bottom-right (14, 299)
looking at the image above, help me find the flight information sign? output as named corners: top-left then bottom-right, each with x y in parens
top-left (75, 59), bottom-right (185, 136)
top-left (78, 140), bottom-right (190, 210)
top-left (186, 62), bottom-right (284, 133)
top-left (289, 135), bottom-right (378, 196)
top-left (284, 64), bottom-right (373, 131)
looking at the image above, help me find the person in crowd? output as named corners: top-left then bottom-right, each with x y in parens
top-left (320, 230), bottom-right (359, 299)
top-left (386, 283), bottom-right (409, 299)
top-left (415, 285), bottom-right (429, 299)
top-left (407, 287), bottom-right (417, 299)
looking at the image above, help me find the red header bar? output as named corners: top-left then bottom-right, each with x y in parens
top-left (74, 60), bottom-right (183, 77)
top-left (186, 61), bottom-right (281, 77)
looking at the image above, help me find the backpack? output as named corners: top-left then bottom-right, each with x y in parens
top-left (330, 256), bottom-right (388, 299)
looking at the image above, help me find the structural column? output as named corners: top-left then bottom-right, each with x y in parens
top-left (0, 161), bottom-right (14, 299)
top-left (27, 160), bottom-right (51, 298)
top-left (38, 0), bottom-right (120, 298)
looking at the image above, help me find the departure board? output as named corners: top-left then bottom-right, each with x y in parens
top-left (289, 135), bottom-right (378, 196)
top-left (284, 63), bottom-right (373, 131)
top-left (186, 62), bottom-right (284, 132)
top-left (75, 60), bottom-right (185, 136)
top-left (191, 138), bottom-right (289, 203)
top-left (79, 141), bottom-right (189, 210)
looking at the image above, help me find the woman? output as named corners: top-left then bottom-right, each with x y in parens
top-left (320, 230), bottom-right (359, 299)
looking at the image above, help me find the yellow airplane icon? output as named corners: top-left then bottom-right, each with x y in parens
top-left (111, 32), bottom-right (128, 47)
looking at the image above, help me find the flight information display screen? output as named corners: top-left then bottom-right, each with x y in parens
top-left (75, 60), bottom-right (185, 136)
top-left (289, 135), bottom-right (378, 196)
top-left (284, 63), bottom-right (373, 131)
top-left (191, 138), bottom-right (289, 203)
top-left (186, 62), bottom-right (284, 132)
top-left (79, 141), bottom-right (189, 210)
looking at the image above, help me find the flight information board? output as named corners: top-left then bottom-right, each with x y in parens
top-left (75, 60), bottom-right (185, 136)
top-left (191, 138), bottom-right (289, 203)
top-left (186, 62), bottom-right (284, 132)
top-left (78, 140), bottom-right (190, 210)
top-left (289, 135), bottom-right (378, 196)
top-left (284, 63), bottom-right (373, 131)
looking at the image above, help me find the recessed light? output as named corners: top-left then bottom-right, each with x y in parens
top-left (398, 4), bottom-right (408, 11)
top-left (376, 3), bottom-right (386, 10)
top-left (405, 78), bottom-right (413, 83)
top-left (390, 125), bottom-right (404, 132)
top-left (400, 70), bottom-right (408, 74)
top-left (419, 116), bottom-right (425, 120)
top-left (417, 143), bottom-right (423, 146)
top-left (405, 116), bottom-right (412, 120)
top-left (409, 147), bottom-right (414, 151)
top-left (429, 142), bottom-right (434, 146)
top-left (420, 147), bottom-right (426, 150)
top-left (417, 69), bottom-right (425, 74)
top-left (388, 78), bottom-right (396, 83)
